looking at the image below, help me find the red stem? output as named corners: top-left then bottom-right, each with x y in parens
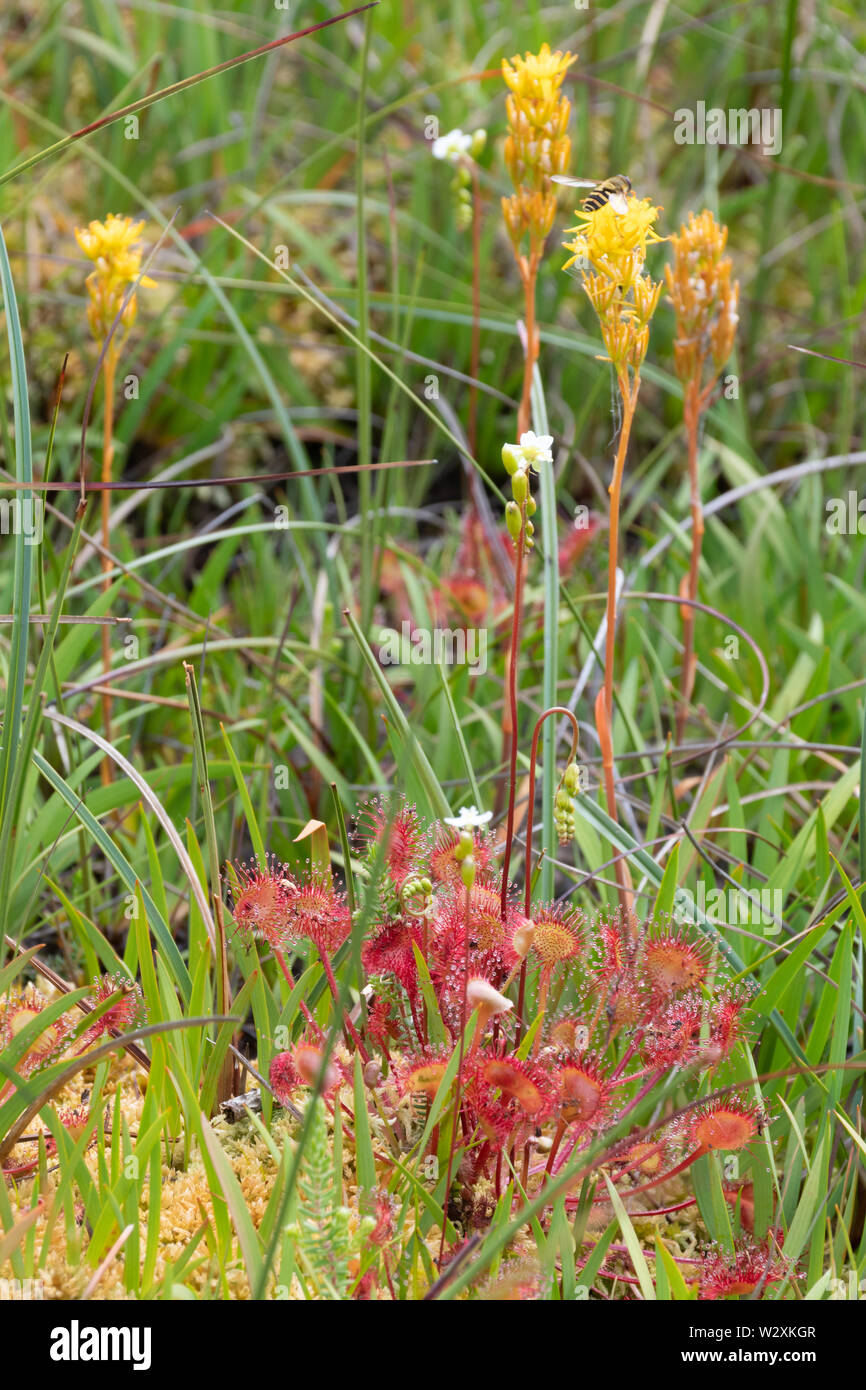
top-left (317, 947), bottom-right (369, 1064)
top-left (603, 1146), bottom-right (703, 1202)
top-left (499, 511), bottom-right (527, 918)
top-left (438, 882), bottom-right (472, 1263)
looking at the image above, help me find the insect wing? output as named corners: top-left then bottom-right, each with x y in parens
top-left (551, 175), bottom-right (596, 189)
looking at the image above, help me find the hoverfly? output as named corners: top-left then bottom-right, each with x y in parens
top-left (552, 173), bottom-right (633, 215)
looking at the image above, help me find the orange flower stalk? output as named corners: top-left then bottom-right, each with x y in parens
top-left (562, 192), bottom-right (663, 909)
top-left (665, 210), bottom-right (739, 741)
top-left (75, 214), bottom-right (155, 781)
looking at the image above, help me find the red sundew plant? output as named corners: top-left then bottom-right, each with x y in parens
top-left (1, 1106), bottom-right (93, 1180)
top-left (270, 1041), bottom-right (341, 1105)
top-left (228, 854), bottom-right (362, 1053)
top-left (255, 798), bottom-right (774, 1290)
top-left (697, 1232), bottom-right (792, 1300)
top-left (77, 974), bottom-right (146, 1049)
top-left (0, 987), bottom-right (71, 1082)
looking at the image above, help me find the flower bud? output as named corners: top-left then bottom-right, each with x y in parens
top-left (512, 917), bottom-right (536, 959)
top-left (466, 976), bottom-right (513, 1027)
top-left (460, 854), bottom-right (476, 889)
top-left (505, 500), bottom-right (522, 541)
top-left (502, 443), bottom-right (520, 475)
top-left (456, 830), bottom-right (474, 860)
top-left (564, 760), bottom-right (581, 794)
top-left (511, 468), bottom-right (528, 505)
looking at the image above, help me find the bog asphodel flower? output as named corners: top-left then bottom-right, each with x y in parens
top-left (502, 44), bottom-right (575, 250)
top-left (75, 213), bottom-right (155, 343)
top-left (502, 43), bottom-right (575, 116)
top-left (665, 209), bottom-right (739, 742)
top-left (563, 195), bottom-right (664, 375)
top-left (665, 208), bottom-right (739, 385)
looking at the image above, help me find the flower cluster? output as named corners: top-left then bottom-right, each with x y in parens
top-left (501, 430), bottom-right (552, 552)
top-left (554, 759), bottom-right (582, 844)
top-left (501, 44), bottom-right (575, 251)
top-left (431, 126), bottom-right (487, 230)
top-left (563, 196), bottom-right (664, 377)
top-left (665, 208), bottom-right (739, 389)
top-left (75, 213), bottom-right (155, 344)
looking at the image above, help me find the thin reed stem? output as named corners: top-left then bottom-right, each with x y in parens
top-left (468, 165), bottom-right (482, 456)
top-left (676, 376), bottom-right (704, 744)
top-left (99, 348), bottom-right (117, 785)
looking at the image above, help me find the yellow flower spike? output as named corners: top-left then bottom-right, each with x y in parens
top-left (501, 43), bottom-right (576, 107)
top-left (562, 192), bottom-right (664, 373)
top-left (564, 196), bottom-right (663, 285)
top-left (633, 273), bottom-right (663, 327)
top-left (665, 208), bottom-right (738, 385)
top-left (502, 44), bottom-right (576, 435)
top-left (75, 213), bottom-right (155, 346)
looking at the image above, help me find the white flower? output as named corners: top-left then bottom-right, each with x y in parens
top-left (466, 977), bottom-right (512, 1017)
top-left (443, 804), bottom-right (493, 830)
top-left (431, 127), bottom-right (473, 162)
top-left (501, 430), bottom-right (554, 475)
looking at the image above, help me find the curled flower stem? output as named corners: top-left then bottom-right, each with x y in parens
top-left (523, 706), bottom-right (581, 918)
